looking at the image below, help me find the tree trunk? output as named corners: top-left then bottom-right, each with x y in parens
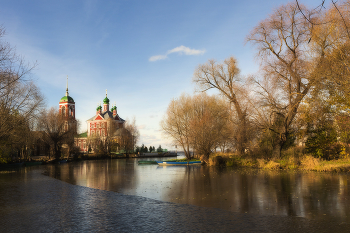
top-left (272, 138), bottom-right (282, 159)
top-left (235, 115), bottom-right (247, 155)
top-left (270, 113), bottom-right (287, 159)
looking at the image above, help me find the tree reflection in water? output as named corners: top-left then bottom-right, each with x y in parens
top-left (46, 159), bottom-right (350, 221)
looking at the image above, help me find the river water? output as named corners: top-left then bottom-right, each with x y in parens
top-left (1, 157), bottom-right (350, 232)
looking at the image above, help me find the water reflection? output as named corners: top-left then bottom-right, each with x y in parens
top-left (45, 158), bottom-right (350, 221)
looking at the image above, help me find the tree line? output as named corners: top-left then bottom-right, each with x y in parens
top-left (0, 26), bottom-right (44, 162)
top-left (135, 144), bottom-right (164, 153)
top-left (162, 1), bottom-right (350, 161)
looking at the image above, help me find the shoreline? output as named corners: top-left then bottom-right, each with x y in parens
top-left (207, 153), bottom-right (350, 173)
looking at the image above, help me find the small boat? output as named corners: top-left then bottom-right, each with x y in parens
top-left (156, 161), bottom-right (201, 166)
top-left (138, 161), bottom-right (158, 165)
top-left (58, 160), bottom-right (67, 164)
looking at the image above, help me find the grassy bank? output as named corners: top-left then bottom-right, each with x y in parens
top-left (205, 150), bottom-right (350, 172)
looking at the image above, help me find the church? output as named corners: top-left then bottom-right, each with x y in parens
top-left (58, 82), bottom-right (125, 153)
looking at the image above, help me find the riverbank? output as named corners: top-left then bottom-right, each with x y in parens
top-left (207, 152), bottom-right (350, 172)
top-left (0, 152), bottom-right (173, 168)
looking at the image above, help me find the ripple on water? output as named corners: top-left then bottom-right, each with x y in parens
top-left (0, 165), bottom-right (350, 232)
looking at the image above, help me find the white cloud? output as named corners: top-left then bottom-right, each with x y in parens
top-left (168, 45), bottom-right (205, 55)
top-left (149, 54), bottom-right (168, 62)
top-left (149, 45), bottom-right (205, 62)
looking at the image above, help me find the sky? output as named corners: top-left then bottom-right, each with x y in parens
top-left (0, 0), bottom-right (322, 150)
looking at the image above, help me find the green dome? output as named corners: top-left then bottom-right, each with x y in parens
top-left (103, 96), bottom-right (110, 104)
top-left (60, 95), bottom-right (74, 102)
top-left (96, 105), bottom-right (102, 111)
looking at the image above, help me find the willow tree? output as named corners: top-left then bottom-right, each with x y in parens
top-left (193, 57), bottom-right (250, 155)
top-left (189, 94), bottom-right (230, 160)
top-left (161, 94), bottom-right (193, 159)
top-left (161, 93), bottom-right (230, 160)
top-left (246, 2), bottom-right (350, 158)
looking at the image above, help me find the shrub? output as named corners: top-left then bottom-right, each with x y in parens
top-left (305, 125), bottom-right (343, 160)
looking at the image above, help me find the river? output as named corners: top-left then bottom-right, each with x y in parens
top-left (1, 157), bottom-right (350, 232)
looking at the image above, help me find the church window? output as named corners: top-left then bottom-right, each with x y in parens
top-left (102, 129), bottom-right (105, 136)
top-left (91, 131), bottom-right (95, 136)
top-left (61, 106), bottom-right (66, 116)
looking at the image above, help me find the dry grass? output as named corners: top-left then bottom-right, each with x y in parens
top-left (206, 151), bottom-right (350, 172)
top-left (300, 155), bottom-right (320, 170)
top-left (264, 160), bottom-right (281, 170)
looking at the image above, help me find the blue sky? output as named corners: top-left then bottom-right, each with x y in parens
top-left (0, 0), bottom-right (321, 149)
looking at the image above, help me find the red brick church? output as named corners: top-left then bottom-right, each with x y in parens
top-left (59, 82), bottom-right (125, 153)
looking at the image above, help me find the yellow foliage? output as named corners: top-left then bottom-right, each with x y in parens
top-left (264, 161), bottom-right (280, 170)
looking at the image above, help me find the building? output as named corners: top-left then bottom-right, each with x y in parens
top-left (74, 91), bottom-right (125, 153)
top-left (59, 82), bottom-right (77, 132)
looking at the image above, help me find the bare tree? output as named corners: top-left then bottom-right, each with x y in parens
top-left (38, 107), bottom-right (77, 160)
top-left (115, 117), bottom-right (139, 156)
top-left (0, 26), bottom-right (44, 162)
top-left (161, 94), bottom-right (194, 159)
top-left (188, 93), bottom-right (230, 160)
top-left (161, 93), bottom-right (230, 160)
top-left (296, 0), bottom-right (350, 39)
top-left (193, 57), bottom-right (250, 155)
top-left (246, 2), bottom-right (350, 158)
top-left (246, 3), bottom-right (314, 158)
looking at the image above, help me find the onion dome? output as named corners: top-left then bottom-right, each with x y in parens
top-left (103, 89), bottom-right (110, 104)
top-left (96, 105), bottom-right (102, 111)
top-left (60, 95), bottom-right (74, 102)
top-left (103, 96), bottom-right (110, 104)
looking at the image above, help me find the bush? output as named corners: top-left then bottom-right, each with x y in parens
top-left (305, 125), bottom-right (343, 160)
top-left (208, 155), bottom-right (227, 166)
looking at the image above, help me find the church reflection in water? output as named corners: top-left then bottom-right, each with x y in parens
top-left (46, 159), bottom-right (350, 221)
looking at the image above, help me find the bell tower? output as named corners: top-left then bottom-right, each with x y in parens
top-left (59, 76), bottom-right (75, 120)
top-left (103, 89), bottom-right (110, 112)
